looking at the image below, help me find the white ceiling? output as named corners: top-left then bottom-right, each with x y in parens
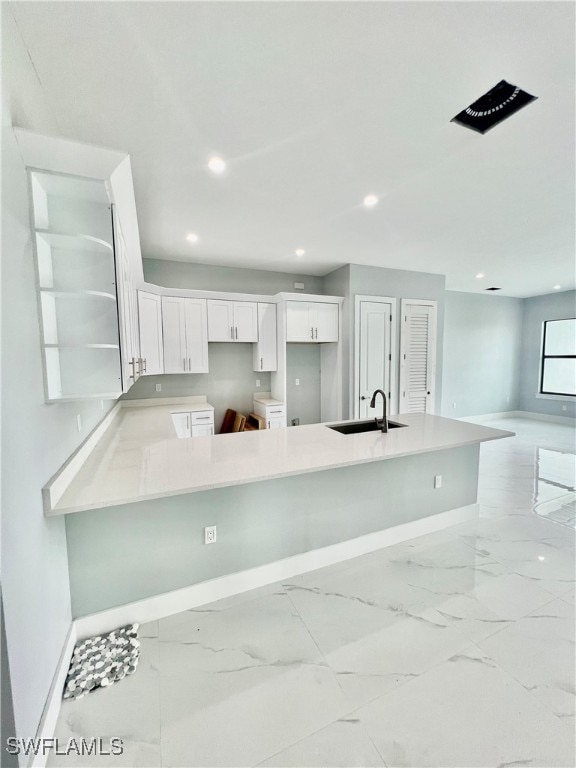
top-left (9, 1), bottom-right (576, 297)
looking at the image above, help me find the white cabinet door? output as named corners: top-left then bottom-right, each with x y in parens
top-left (253, 303), bottom-right (277, 371)
top-left (191, 424), bottom-right (214, 437)
top-left (171, 412), bottom-right (191, 438)
top-left (234, 302), bottom-right (258, 342)
top-left (207, 300), bottom-right (234, 341)
top-left (286, 301), bottom-right (313, 342)
top-left (267, 416), bottom-right (284, 429)
top-left (138, 291), bottom-right (164, 375)
top-left (184, 299), bottom-right (209, 372)
top-left (312, 303), bottom-right (339, 342)
top-left (162, 296), bottom-right (187, 373)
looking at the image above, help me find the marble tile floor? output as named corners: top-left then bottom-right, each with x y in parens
top-left (49, 417), bottom-right (575, 768)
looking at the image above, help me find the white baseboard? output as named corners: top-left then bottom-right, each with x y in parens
top-left (29, 623), bottom-right (77, 768)
top-left (459, 410), bottom-right (575, 426)
top-left (75, 503), bottom-right (479, 638)
top-left (514, 410), bottom-right (576, 425)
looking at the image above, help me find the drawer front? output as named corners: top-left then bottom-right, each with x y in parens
top-left (190, 410), bottom-right (214, 425)
top-left (265, 406), bottom-right (286, 418)
top-left (191, 424), bottom-right (214, 437)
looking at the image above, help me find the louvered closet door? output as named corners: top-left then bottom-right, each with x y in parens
top-left (399, 300), bottom-right (437, 414)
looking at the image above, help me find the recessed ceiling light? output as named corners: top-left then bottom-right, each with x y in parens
top-left (207, 156), bottom-right (226, 174)
top-left (363, 194), bottom-right (379, 208)
top-left (553, 284), bottom-right (561, 290)
top-left (186, 233), bottom-right (199, 244)
top-left (295, 249), bottom-right (306, 257)
top-left (476, 273), bottom-right (485, 279)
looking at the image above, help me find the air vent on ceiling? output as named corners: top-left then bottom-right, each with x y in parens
top-left (452, 80), bottom-right (537, 134)
top-left (485, 287), bottom-right (502, 292)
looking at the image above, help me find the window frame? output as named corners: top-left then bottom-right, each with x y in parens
top-left (539, 318), bottom-right (576, 398)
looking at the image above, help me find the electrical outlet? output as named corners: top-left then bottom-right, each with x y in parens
top-left (76, 414), bottom-right (82, 432)
top-left (434, 475), bottom-right (442, 489)
top-left (291, 418), bottom-right (300, 426)
top-left (256, 379), bottom-right (261, 387)
top-left (204, 525), bottom-right (217, 544)
top-left (294, 282), bottom-right (305, 290)
top-left (562, 405), bottom-right (567, 411)
top-left (452, 402), bottom-right (456, 409)
top-left (155, 383), bottom-right (162, 392)
top-left (295, 378), bottom-right (300, 386)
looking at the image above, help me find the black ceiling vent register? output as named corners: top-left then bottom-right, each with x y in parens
top-left (452, 80), bottom-right (537, 134)
top-left (485, 287), bottom-right (502, 292)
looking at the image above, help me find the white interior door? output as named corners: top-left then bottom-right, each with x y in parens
top-left (399, 299), bottom-right (437, 414)
top-left (357, 299), bottom-right (394, 419)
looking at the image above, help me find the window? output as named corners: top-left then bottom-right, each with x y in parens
top-left (540, 319), bottom-right (576, 397)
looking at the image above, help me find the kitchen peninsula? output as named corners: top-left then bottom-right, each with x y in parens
top-left (49, 399), bottom-right (513, 621)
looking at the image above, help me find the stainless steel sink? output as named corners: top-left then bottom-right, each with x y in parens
top-left (328, 419), bottom-right (407, 435)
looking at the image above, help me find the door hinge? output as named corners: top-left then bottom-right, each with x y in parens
top-left (388, 354), bottom-right (392, 361)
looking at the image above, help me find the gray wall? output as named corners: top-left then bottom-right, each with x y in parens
top-left (285, 344), bottom-right (322, 425)
top-left (519, 290), bottom-right (576, 419)
top-left (123, 344), bottom-right (270, 431)
top-left (441, 292), bottom-right (523, 418)
top-left (66, 444), bottom-right (479, 616)
top-left (1, 8), bottom-right (117, 744)
top-left (143, 258), bottom-right (324, 295)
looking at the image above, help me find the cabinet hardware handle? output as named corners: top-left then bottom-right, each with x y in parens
top-left (235, 326), bottom-right (238, 340)
top-left (310, 327), bottom-right (314, 339)
top-left (142, 358), bottom-right (147, 373)
top-left (315, 328), bottom-right (318, 339)
top-left (188, 357), bottom-right (191, 371)
top-left (270, 410), bottom-right (282, 414)
top-left (183, 357), bottom-right (187, 371)
top-left (195, 416), bottom-right (211, 420)
top-left (260, 357), bottom-right (263, 370)
top-left (129, 358), bottom-right (136, 379)
top-left (230, 326), bottom-right (234, 340)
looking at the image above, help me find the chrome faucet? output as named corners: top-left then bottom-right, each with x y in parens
top-left (369, 389), bottom-right (389, 433)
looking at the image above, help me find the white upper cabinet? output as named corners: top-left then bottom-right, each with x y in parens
top-left (207, 300), bottom-right (257, 342)
top-left (286, 301), bottom-right (339, 343)
top-left (162, 296), bottom-right (208, 373)
top-left (137, 291), bottom-right (163, 376)
top-left (253, 303), bottom-right (277, 371)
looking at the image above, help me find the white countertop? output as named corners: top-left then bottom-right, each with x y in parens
top-left (46, 403), bottom-right (513, 516)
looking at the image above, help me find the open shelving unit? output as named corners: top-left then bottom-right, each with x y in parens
top-left (30, 170), bottom-right (123, 401)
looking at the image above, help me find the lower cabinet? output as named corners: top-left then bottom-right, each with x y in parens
top-left (253, 398), bottom-right (287, 428)
top-left (171, 409), bottom-right (214, 438)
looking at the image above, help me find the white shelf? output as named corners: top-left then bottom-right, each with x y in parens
top-left (31, 169), bottom-right (122, 403)
top-left (36, 229), bottom-right (113, 253)
top-left (40, 289), bottom-right (116, 301)
top-left (44, 343), bottom-right (120, 350)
